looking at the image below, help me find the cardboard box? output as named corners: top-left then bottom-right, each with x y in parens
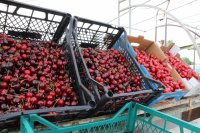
top-left (169, 65), bottom-right (199, 96)
top-left (169, 52), bottom-right (200, 96)
top-left (170, 67), bottom-right (189, 91)
top-left (161, 43), bottom-right (200, 80)
top-left (127, 35), bottom-right (167, 62)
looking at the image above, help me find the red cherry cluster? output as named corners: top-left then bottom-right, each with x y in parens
top-left (134, 48), bottom-right (185, 93)
top-left (82, 48), bottom-right (142, 94)
top-left (0, 34), bottom-right (78, 115)
top-left (165, 52), bottom-right (200, 80)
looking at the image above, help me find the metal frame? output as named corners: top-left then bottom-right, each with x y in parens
top-left (118, 0), bottom-right (132, 35)
top-left (117, 1), bottom-right (200, 66)
top-left (148, 23), bottom-right (200, 69)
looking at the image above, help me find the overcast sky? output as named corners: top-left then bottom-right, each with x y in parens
top-left (12, 0), bottom-right (200, 64)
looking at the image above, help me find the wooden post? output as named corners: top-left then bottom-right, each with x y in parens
top-left (187, 99), bottom-right (193, 121)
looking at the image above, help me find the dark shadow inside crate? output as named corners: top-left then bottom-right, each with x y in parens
top-left (8, 30), bottom-right (42, 40)
top-left (80, 43), bottom-right (98, 48)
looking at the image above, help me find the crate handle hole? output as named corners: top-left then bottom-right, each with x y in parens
top-left (131, 42), bottom-right (139, 47)
top-left (17, 7), bottom-right (32, 16)
top-left (88, 101), bottom-right (96, 108)
top-left (107, 91), bottom-right (113, 97)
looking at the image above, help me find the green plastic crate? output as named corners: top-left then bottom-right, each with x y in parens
top-left (20, 102), bottom-right (200, 133)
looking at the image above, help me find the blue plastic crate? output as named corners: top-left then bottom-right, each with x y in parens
top-left (140, 65), bottom-right (158, 90)
top-left (141, 64), bottom-right (189, 106)
top-left (112, 36), bottom-right (151, 90)
top-left (148, 90), bottom-right (188, 106)
top-left (114, 35), bottom-right (164, 91)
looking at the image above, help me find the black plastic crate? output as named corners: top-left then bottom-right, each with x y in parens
top-left (0, 1), bottom-right (96, 131)
top-left (0, 41), bottom-right (95, 131)
top-left (69, 16), bottom-right (164, 115)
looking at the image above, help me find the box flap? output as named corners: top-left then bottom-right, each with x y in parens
top-left (127, 35), bottom-right (167, 61)
top-left (169, 45), bottom-right (180, 56)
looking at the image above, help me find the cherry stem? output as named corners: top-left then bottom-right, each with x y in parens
top-left (50, 81), bottom-right (54, 91)
top-left (53, 99), bottom-right (59, 107)
top-left (5, 69), bottom-right (10, 75)
top-left (37, 84), bottom-right (40, 92)
top-left (4, 106), bottom-right (12, 114)
top-left (20, 88), bottom-right (29, 92)
top-left (21, 100), bottom-right (24, 108)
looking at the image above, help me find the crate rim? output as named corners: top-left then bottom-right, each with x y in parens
top-left (73, 16), bottom-right (125, 50)
top-left (1, 0), bottom-right (71, 17)
top-left (0, 0), bottom-right (72, 42)
top-left (74, 16), bottom-right (124, 30)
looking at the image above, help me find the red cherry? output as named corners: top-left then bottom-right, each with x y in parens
top-left (2, 46), bottom-right (10, 51)
top-left (13, 97), bottom-right (20, 104)
top-left (0, 33), bottom-right (8, 38)
top-left (71, 101), bottom-right (78, 106)
top-left (66, 87), bottom-right (72, 94)
top-left (2, 75), bottom-right (12, 82)
top-left (54, 82), bottom-right (61, 88)
top-left (43, 68), bottom-right (50, 73)
top-left (40, 76), bottom-right (46, 82)
top-left (30, 67), bottom-right (36, 74)
top-left (24, 70), bottom-right (31, 75)
top-left (55, 88), bottom-right (61, 94)
top-left (49, 91), bottom-right (56, 97)
top-left (0, 82), bottom-right (8, 89)
top-left (37, 100), bottom-right (45, 106)
top-left (1, 89), bottom-right (8, 96)
top-left (10, 47), bottom-right (16, 51)
top-left (30, 97), bottom-right (38, 104)
top-left (22, 54), bottom-right (27, 59)
top-left (16, 43), bottom-right (22, 49)
top-left (57, 60), bottom-right (63, 66)
top-left (24, 102), bottom-right (33, 110)
top-left (46, 95), bottom-right (53, 101)
top-left (39, 83), bottom-right (46, 89)
top-left (26, 92), bottom-right (33, 97)
top-left (21, 44), bottom-right (27, 50)
top-left (19, 94), bottom-right (25, 100)
top-left (24, 74), bottom-right (30, 79)
top-left (35, 93), bottom-right (43, 100)
top-left (39, 89), bottom-right (45, 94)
top-left (57, 99), bottom-right (64, 106)
top-left (96, 77), bottom-right (102, 82)
top-left (46, 100), bottom-right (53, 107)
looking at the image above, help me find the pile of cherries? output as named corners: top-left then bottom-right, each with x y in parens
top-left (0, 34), bottom-right (78, 115)
top-left (165, 52), bottom-right (200, 80)
top-left (134, 48), bottom-right (185, 93)
top-left (82, 48), bottom-right (143, 94)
